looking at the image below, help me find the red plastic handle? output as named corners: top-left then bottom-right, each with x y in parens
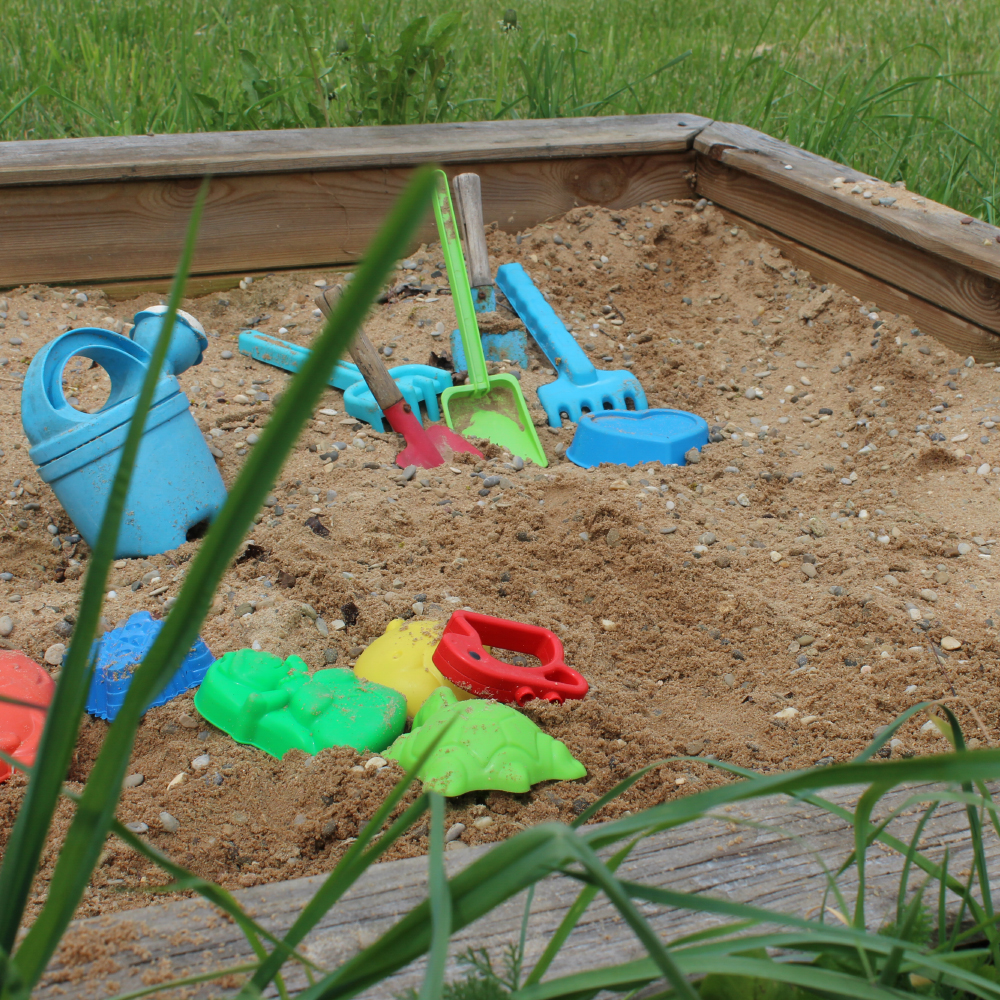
top-left (432, 610), bottom-right (588, 706)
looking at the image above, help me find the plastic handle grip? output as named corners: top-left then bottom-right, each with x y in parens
top-left (433, 170), bottom-right (490, 395)
top-left (237, 331), bottom-right (361, 390)
top-left (496, 263), bottom-right (597, 386)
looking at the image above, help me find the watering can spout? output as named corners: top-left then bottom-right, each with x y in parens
top-left (130, 305), bottom-right (208, 376)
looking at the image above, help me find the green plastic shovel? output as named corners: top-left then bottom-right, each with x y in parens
top-left (433, 170), bottom-right (548, 468)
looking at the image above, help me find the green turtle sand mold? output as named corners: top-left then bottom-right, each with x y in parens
top-left (194, 649), bottom-right (406, 758)
top-left (385, 687), bottom-right (586, 797)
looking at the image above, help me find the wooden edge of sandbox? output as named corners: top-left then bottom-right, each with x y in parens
top-left (2, 113), bottom-right (999, 360)
top-left (35, 782), bottom-right (998, 999)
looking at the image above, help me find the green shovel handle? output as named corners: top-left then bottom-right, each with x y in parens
top-left (432, 170), bottom-right (490, 395)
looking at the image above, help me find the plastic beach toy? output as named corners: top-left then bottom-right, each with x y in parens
top-left (86, 610), bottom-right (214, 721)
top-left (384, 687), bottom-right (586, 797)
top-left (433, 610), bottom-right (588, 706)
top-left (496, 262), bottom-right (647, 426)
top-left (355, 618), bottom-right (473, 718)
top-left (21, 308), bottom-right (227, 558)
top-left (0, 652), bottom-right (55, 783)
top-left (566, 409), bottom-right (709, 469)
top-left (238, 331), bottom-right (452, 432)
top-left (194, 650), bottom-right (406, 758)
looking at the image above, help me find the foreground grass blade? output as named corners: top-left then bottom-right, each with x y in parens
top-left (0, 178), bottom-right (209, 965)
top-left (9, 165), bottom-right (439, 996)
top-left (419, 792), bottom-right (452, 1000)
top-left (236, 719), bottom-right (455, 997)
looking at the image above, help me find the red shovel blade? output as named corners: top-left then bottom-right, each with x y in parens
top-left (386, 400), bottom-right (483, 469)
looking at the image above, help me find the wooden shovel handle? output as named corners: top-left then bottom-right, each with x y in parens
top-left (316, 286), bottom-right (403, 410)
top-left (451, 173), bottom-right (493, 289)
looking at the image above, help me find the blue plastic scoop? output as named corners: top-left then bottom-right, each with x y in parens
top-left (566, 409), bottom-right (708, 469)
top-left (496, 262), bottom-right (647, 427)
top-left (238, 331), bottom-right (451, 431)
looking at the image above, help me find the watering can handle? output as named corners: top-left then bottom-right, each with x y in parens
top-left (451, 173), bottom-right (493, 289)
top-left (495, 263), bottom-right (597, 386)
top-left (317, 289), bottom-right (403, 411)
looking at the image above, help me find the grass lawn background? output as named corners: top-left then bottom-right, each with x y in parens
top-left (1, 1), bottom-right (998, 217)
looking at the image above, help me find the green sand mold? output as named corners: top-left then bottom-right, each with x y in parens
top-left (194, 649), bottom-right (406, 758)
top-left (384, 687), bottom-right (586, 797)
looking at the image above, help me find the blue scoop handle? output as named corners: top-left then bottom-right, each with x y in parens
top-left (238, 331), bottom-right (361, 390)
top-left (496, 263), bottom-right (597, 387)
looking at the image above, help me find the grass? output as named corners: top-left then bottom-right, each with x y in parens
top-left (1, 0), bottom-right (999, 219)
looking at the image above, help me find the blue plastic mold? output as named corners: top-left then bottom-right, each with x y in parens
top-left (566, 409), bottom-right (709, 469)
top-left (86, 611), bottom-right (215, 721)
top-left (449, 327), bottom-right (529, 371)
top-left (496, 263), bottom-right (647, 427)
top-left (473, 286), bottom-right (496, 313)
top-left (21, 309), bottom-right (227, 558)
top-left (238, 331), bottom-right (452, 431)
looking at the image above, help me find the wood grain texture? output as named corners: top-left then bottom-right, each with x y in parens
top-left (452, 173), bottom-right (493, 288)
top-left (694, 121), bottom-right (1000, 284)
top-left (0, 114), bottom-right (712, 187)
top-left (316, 288), bottom-right (401, 407)
top-left (725, 209), bottom-right (1000, 361)
top-left (0, 152), bottom-right (696, 288)
top-left (696, 155), bottom-right (1000, 337)
top-left (36, 784), bottom-right (996, 999)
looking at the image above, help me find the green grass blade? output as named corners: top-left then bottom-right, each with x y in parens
top-left (238, 719), bottom-right (457, 996)
top-left (419, 792), bottom-right (452, 1000)
top-left (524, 838), bottom-right (641, 987)
top-left (0, 177), bottom-right (209, 964)
top-left (292, 825), bottom-right (574, 999)
top-left (9, 165), bottom-right (439, 995)
top-left (561, 837), bottom-right (698, 1000)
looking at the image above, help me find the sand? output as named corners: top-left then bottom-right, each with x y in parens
top-left (2, 196), bottom-right (999, 923)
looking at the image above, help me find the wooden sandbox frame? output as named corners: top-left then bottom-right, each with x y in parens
top-left (2, 114), bottom-right (1000, 995)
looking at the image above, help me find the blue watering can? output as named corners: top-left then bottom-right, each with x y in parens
top-left (21, 307), bottom-right (227, 558)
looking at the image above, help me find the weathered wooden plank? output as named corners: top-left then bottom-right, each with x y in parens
top-left (36, 785), bottom-right (994, 999)
top-left (694, 121), bottom-right (1000, 285)
top-left (0, 152), bottom-right (695, 288)
top-left (0, 114), bottom-right (712, 187)
top-left (724, 209), bottom-right (1000, 361)
top-left (694, 143), bottom-right (1000, 339)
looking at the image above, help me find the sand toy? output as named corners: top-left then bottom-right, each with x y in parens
top-left (496, 262), bottom-right (647, 426)
top-left (384, 687), bottom-right (586, 797)
top-left (194, 650), bottom-right (406, 757)
top-left (433, 610), bottom-right (588, 706)
top-left (354, 617), bottom-right (474, 719)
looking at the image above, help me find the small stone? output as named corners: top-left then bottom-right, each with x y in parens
top-left (714, 555), bottom-right (731, 568)
top-left (601, 619), bottom-right (618, 631)
top-left (234, 602), bottom-right (253, 617)
top-left (445, 822), bottom-right (466, 842)
top-left (159, 811), bottom-right (180, 833)
top-left (365, 756), bottom-right (387, 771)
top-left (44, 643), bottom-right (65, 665)
top-left (473, 816), bottom-right (494, 829)
top-left (940, 636), bottom-right (962, 651)
top-left (801, 562), bottom-right (817, 579)
top-left (698, 532), bottom-right (716, 546)
top-left (178, 712), bottom-right (199, 728)
top-left (125, 822), bottom-right (149, 834)
top-left (191, 753), bottom-right (211, 770)
top-left (0, 616), bottom-right (12, 636)
top-left (166, 772), bottom-right (187, 791)
top-left (122, 773), bottom-right (144, 789)
top-left (736, 493), bottom-right (750, 507)
top-left (919, 589), bottom-right (938, 603)
top-left (770, 551), bottom-right (781, 562)
top-left (684, 447), bottom-right (701, 464)
top-left (723, 673), bottom-right (735, 687)
top-left (957, 542), bottom-right (973, 555)
top-left (315, 618), bottom-right (329, 637)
